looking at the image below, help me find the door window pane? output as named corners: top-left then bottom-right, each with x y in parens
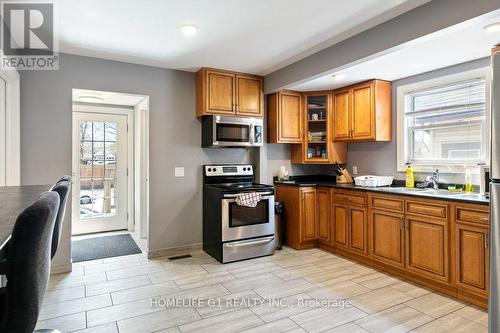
top-left (78, 120), bottom-right (119, 219)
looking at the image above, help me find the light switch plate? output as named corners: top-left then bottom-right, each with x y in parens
top-left (352, 166), bottom-right (358, 175)
top-left (175, 167), bottom-right (185, 177)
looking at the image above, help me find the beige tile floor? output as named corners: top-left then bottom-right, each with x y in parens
top-left (37, 247), bottom-right (488, 333)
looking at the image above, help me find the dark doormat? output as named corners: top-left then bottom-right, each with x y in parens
top-left (72, 234), bottom-right (142, 262)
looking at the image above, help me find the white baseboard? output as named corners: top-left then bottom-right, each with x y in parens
top-left (51, 261), bottom-right (72, 274)
top-left (147, 243), bottom-right (202, 259)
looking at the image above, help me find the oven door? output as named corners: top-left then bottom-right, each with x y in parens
top-left (221, 193), bottom-right (275, 242)
top-left (213, 117), bottom-right (254, 147)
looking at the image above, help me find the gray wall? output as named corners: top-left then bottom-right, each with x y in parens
top-left (346, 57), bottom-right (490, 183)
top-left (20, 53), bottom-right (252, 266)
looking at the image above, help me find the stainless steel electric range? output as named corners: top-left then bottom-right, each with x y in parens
top-left (202, 164), bottom-right (275, 263)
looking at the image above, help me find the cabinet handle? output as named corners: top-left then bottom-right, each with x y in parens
top-left (400, 218), bottom-right (404, 230)
top-left (485, 234), bottom-right (490, 249)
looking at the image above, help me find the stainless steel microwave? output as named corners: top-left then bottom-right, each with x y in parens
top-left (201, 115), bottom-right (263, 147)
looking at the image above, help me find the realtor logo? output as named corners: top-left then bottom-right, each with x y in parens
top-left (0, 1), bottom-right (58, 70)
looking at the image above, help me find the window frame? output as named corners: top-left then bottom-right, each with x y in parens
top-left (396, 67), bottom-right (490, 173)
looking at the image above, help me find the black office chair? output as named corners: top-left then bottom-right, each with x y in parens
top-left (58, 175), bottom-right (71, 183)
top-left (0, 191), bottom-right (60, 333)
top-left (50, 180), bottom-right (71, 259)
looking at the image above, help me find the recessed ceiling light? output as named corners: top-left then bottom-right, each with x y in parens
top-left (483, 23), bottom-right (500, 33)
top-left (180, 24), bottom-right (199, 36)
top-left (332, 73), bottom-right (346, 80)
top-left (79, 95), bottom-right (104, 103)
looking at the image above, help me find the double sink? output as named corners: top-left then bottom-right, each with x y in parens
top-left (376, 186), bottom-right (482, 200)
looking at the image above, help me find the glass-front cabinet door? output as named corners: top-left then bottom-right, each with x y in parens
top-left (303, 92), bottom-right (332, 163)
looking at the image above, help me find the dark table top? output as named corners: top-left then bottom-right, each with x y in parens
top-left (0, 185), bottom-right (51, 249)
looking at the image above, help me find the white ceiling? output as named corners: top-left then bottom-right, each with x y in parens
top-left (289, 12), bottom-right (500, 91)
top-left (72, 89), bottom-right (146, 106)
top-left (55, 0), bottom-right (428, 75)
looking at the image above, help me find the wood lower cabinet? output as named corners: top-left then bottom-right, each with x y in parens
top-left (456, 225), bottom-right (489, 295)
top-left (349, 206), bottom-right (367, 254)
top-left (301, 188), bottom-right (317, 242)
top-left (196, 68), bottom-right (263, 117)
top-left (405, 215), bottom-right (450, 283)
top-left (370, 209), bottom-right (405, 268)
top-left (317, 187), bottom-right (331, 244)
top-left (454, 204), bottom-right (490, 302)
top-left (275, 185), bottom-right (317, 249)
top-left (333, 203), bottom-right (349, 249)
top-left (332, 190), bottom-right (367, 254)
top-left (267, 91), bottom-right (302, 143)
top-left (277, 184), bottom-right (489, 308)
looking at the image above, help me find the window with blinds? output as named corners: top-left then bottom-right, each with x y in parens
top-left (403, 77), bottom-right (488, 165)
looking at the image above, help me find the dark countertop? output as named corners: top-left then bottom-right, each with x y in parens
top-left (275, 180), bottom-right (489, 205)
top-left (0, 185), bottom-right (51, 249)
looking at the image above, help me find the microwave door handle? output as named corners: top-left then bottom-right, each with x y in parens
top-left (250, 124), bottom-right (255, 145)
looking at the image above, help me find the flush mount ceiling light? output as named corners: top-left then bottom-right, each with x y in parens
top-left (483, 22), bottom-right (500, 33)
top-left (78, 95), bottom-right (104, 103)
top-left (332, 73), bottom-right (346, 80)
top-left (180, 24), bottom-right (199, 36)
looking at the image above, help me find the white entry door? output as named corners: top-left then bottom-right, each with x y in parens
top-left (72, 112), bottom-right (128, 234)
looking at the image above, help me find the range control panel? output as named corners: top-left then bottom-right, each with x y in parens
top-left (205, 165), bottom-right (253, 177)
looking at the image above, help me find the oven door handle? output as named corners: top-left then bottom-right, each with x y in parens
top-left (223, 192), bottom-right (273, 198)
top-left (225, 237), bottom-right (274, 248)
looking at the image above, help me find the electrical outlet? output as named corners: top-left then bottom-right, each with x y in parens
top-left (175, 167), bottom-right (185, 177)
top-left (352, 166), bottom-right (358, 175)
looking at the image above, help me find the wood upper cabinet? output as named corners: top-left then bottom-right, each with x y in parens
top-left (332, 89), bottom-right (351, 141)
top-left (206, 70), bottom-right (235, 115)
top-left (317, 187), bottom-right (331, 244)
top-left (332, 79), bottom-right (391, 142)
top-left (196, 68), bottom-right (263, 117)
top-left (300, 188), bottom-right (317, 242)
top-left (236, 75), bottom-right (262, 116)
top-left (291, 92), bottom-right (347, 164)
top-left (370, 209), bottom-right (405, 268)
top-left (267, 91), bottom-right (302, 143)
top-left (352, 82), bottom-right (374, 140)
top-left (405, 215), bottom-right (450, 283)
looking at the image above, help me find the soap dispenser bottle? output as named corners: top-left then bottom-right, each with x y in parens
top-left (464, 167), bottom-right (473, 193)
top-left (405, 163), bottom-right (415, 188)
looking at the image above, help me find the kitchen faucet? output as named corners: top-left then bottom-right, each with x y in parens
top-left (417, 169), bottom-right (440, 190)
top-left (428, 169), bottom-right (440, 190)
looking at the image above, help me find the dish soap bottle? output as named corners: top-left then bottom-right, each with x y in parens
top-left (405, 163), bottom-right (415, 188)
top-left (464, 167), bottom-right (473, 193)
